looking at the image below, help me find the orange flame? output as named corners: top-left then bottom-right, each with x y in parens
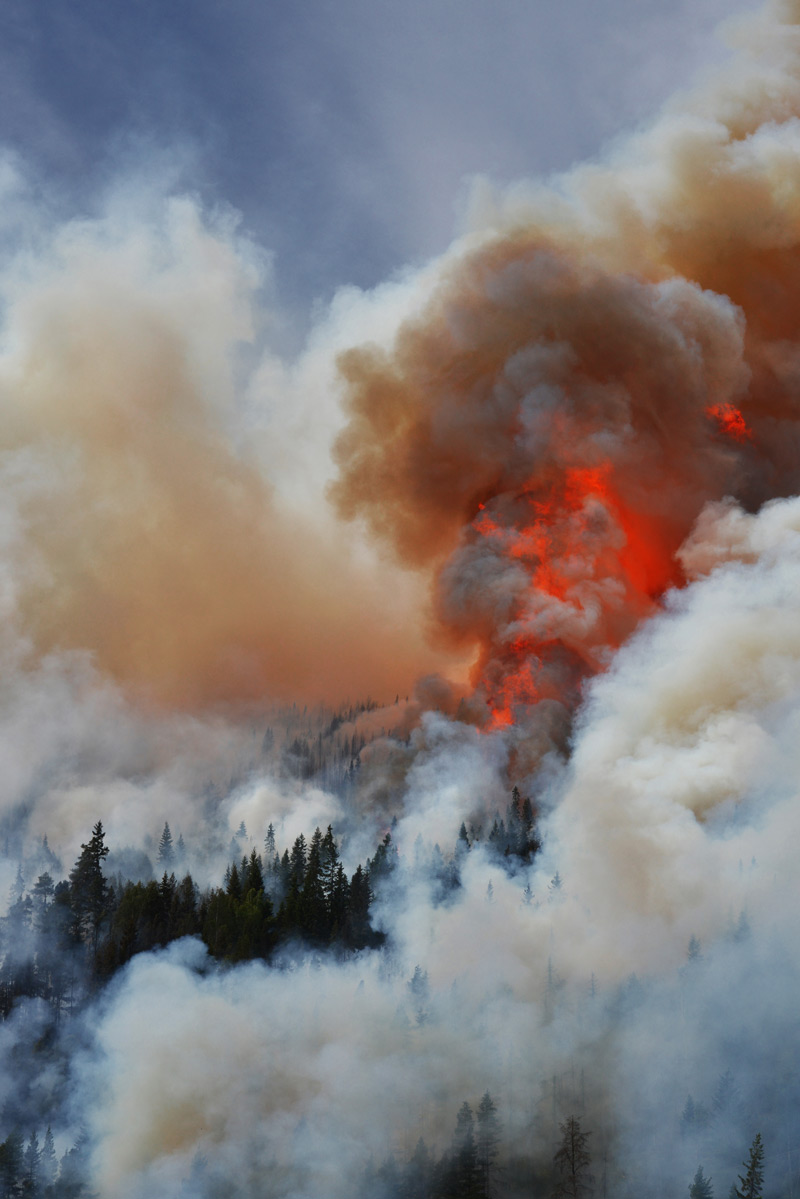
top-left (474, 464), bottom-right (682, 730)
top-left (707, 403), bottom-right (753, 443)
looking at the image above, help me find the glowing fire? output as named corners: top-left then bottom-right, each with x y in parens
top-left (474, 465), bottom-right (683, 731)
top-left (707, 403), bottom-right (753, 443)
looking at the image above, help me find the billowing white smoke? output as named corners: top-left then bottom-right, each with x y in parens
top-left (65, 495), bottom-right (800, 1197)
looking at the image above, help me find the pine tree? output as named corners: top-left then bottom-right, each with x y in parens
top-left (40, 1127), bottom-right (57, 1192)
top-left (0, 1130), bottom-right (23, 1199)
top-left (301, 828), bottom-right (327, 941)
top-left (476, 1092), bottom-right (501, 1198)
top-left (552, 1115), bottom-right (593, 1199)
top-left (453, 1102), bottom-right (480, 1199)
top-left (407, 966), bottom-right (430, 1027)
top-left (264, 824), bottom-right (276, 865)
top-left (9, 864), bottom-right (25, 902)
top-left (402, 1138), bottom-right (431, 1199)
top-left (32, 872), bottom-right (55, 908)
top-left (22, 1130), bottom-right (40, 1196)
top-left (245, 849), bottom-right (264, 895)
top-left (69, 821), bottom-right (111, 951)
top-left (320, 825), bottom-right (340, 910)
top-left (226, 863), bottom-right (242, 901)
top-left (289, 835), bottom-right (307, 887)
top-left (689, 1165), bottom-right (714, 1199)
top-left (711, 1070), bottom-right (740, 1121)
top-left (734, 1134), bottom-right (764, 1199)
top-left (157, 823), bottom-right (175, 866)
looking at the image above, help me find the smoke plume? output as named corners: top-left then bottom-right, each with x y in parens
top-left (4, 4), bottom-right (800, 1199)
top-left (331, 0), bottom-right (800, 736)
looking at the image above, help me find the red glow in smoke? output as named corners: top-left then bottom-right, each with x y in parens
top-left (707, 403), bottom-right (753, 443)
top-left (474, 465), bottom-right (683, 730)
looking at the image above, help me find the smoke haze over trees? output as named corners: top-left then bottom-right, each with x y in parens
top-left (0, 1), bottom-right (800, 1197)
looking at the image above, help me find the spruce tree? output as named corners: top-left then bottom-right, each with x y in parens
top-left (452, 1102), bottom-right (480, 1199)
top-left (734, 1134), bottom-right (764, 1199)
top-left (40, 1126), bottom-right (57, 1192)
top-left (689, 1165), bottom-right (714, 1199)
top-left (552, 1115), bottom-right (593, 1199)
top-left (22, 1130), bottom-right (40, 1196)
top-left (157, 823), bottom-right (175, 866)
top-left (711, 1071), bottom-right (740, 1121)
top-left (264, 824), bottom-right (276, 864)
top-left (476, 1092), bottom-right (501, 1198)
top-left (0, 1130), bottom-right (23, 1199)
top-left (245, 849), bottom-right (264, 895)
top-left (69, 821), bottom-right (111, 950)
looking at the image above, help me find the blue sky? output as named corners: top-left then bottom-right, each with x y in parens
top-left (0, 0), bottom-right (750, 326)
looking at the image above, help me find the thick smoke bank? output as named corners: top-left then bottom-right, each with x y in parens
top-left (331, 0), bottom-right (800, 735)
top-left (77, 493), bottom-right (800, 1198)
top-left (0, 185), bottom-right (449, 709)
top-left (3, 4), bottom-right (800, 1199)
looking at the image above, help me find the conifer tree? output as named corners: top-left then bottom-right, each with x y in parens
top-left (712, 1071), bottom-right (740, 1121)
top-left (226, 862), bottom-right (242, 901)
top-left (0, 1130), bottom-right (23, 1199)
top-left (402, 1138), bottom-right (431, 1199)
top-left (32, 872), bottom-right (55, 910)
top-left (69, 821), bottom-right (111, 950)
top-left (289, 835), bottom-right (307, 887)
top-left (452, 1102), bottom-right (480, 1199)
top-left (552, 1115), bottom-right (593, 1199)
top-left (157, 823), bottom-right (175, 866)
top-left (264, 824), bottom-right (276, 865)
top-left (689, 1165), bottom-right (714, 1199)
top-left (245, 849), bottom-right (264, 895)
top-left (22, 1130), bottom-right (40, 1196)
top-left (320, 826), bottom-right (340, 908)
top-left (734, 1134), bottom-right (764, 1199)
top-left (476, 1092), bottom-right (501, 1198)
top-left (301, 828), bottom-right (327, 940)
top-left (40, 1126), bottom-right (57, 1192)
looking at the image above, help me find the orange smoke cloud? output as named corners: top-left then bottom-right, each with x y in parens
top-left (331, 247), bottom-right (750, 726)
top-left (0, 198), bottom-right (448, 709)
top-left (331, 0), bottom-right (800, 728)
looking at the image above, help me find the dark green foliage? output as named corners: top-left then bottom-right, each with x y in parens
top-left (68, 823), bottom-right (111, 953)
top-left (0, 1130), bottom-right (23, 1199)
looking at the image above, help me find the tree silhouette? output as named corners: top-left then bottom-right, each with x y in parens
top-left (689, 1165), bottom-right (714, 1199)
top-left (157, 823), bottom-right (175, 866)
top-left (69, 821), bottom-right (111, 951)
top-left (552, 1115), bottom-right (593, 1199)
top-left (476, 1092), bottom-right (501, 1198)
top-left (734, 1134), bottom-right (764, 1199)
